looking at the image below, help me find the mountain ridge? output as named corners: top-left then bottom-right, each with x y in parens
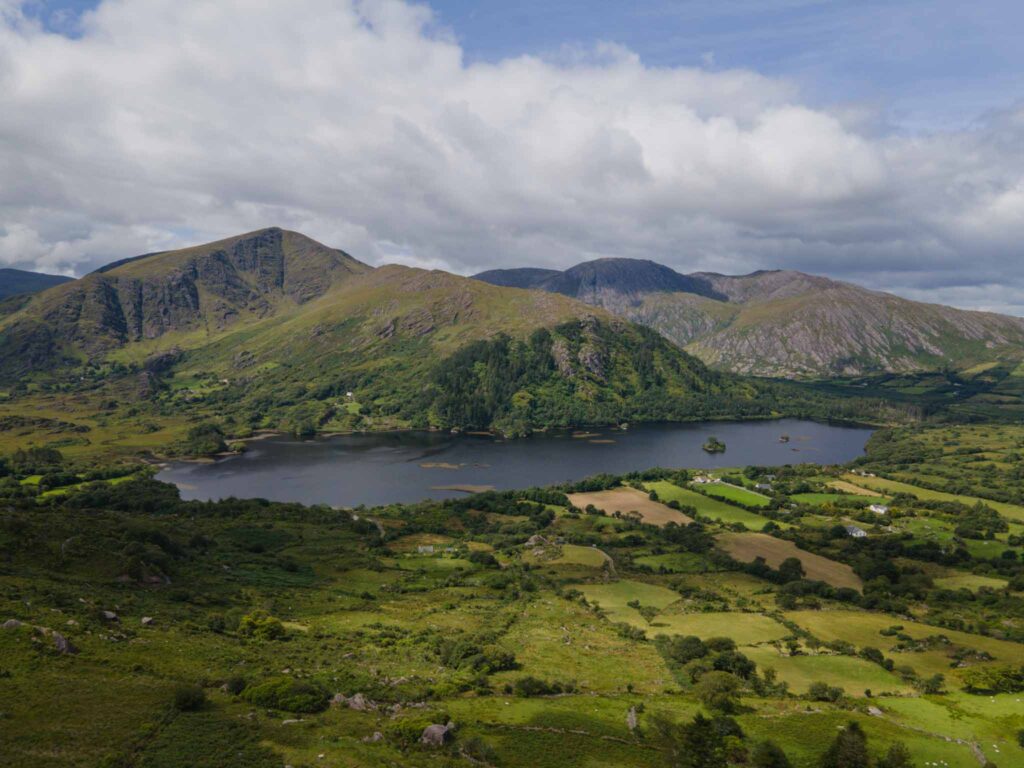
top-left (473, 259), bottom-right (1024, 377)
top-left (0, 267), bottom-right (74, 300)
top-left (0, 229), bottom-right (836, 450)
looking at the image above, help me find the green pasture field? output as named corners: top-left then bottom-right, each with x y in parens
top-left (744, 647), bottom-right (914, 696)
top-left (790, 492), bottom-right (888, 506)
top-left (786, 609), bottom-right (1024, 683)
top-left (932, 572), bottom-right (1009, 591)
top-left (699, 481), bottom-right (772, 508)
top-left (843, 473), bottom-right (1024, 522)
top-left (633, 551), bottom-right (711, 573)
top-left (645, 481), bottom-right (776, 528)
top-left (649, 611), bottom-right (789, 644)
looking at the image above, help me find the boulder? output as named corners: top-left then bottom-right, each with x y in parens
top-left (2, 619), bottom-right (24, 630)
top-left (332, 692), bottom-right (377, 711)
top-left (349, 693), bottom-right (377, 711)
top-left (420, 721), bottom-right (454, 747)
top-left (141, 616), bottom-right (155, 626)
top-left (101, 611), bottom-right (119, 622)
top-left (362, 731), bottom-right (384, 743)
top-left (53, 632), bottom-right (78, 655)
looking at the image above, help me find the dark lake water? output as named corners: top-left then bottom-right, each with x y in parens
top-left (156, 419), bottom-right (873, 508)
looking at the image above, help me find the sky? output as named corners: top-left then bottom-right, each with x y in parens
top-left (1, 1), bottom-right (1023, 314)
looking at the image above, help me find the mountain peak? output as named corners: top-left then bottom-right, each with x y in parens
top-left (0, 229), bottom-right (372, 371)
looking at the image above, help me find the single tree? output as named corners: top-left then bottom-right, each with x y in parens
top-left (778, 557), bottom-right (806, 582)
top-left (651, 712), bottom-right (727, 768)
top-left (876, 742), bottom-right (912, 768)
top-left (751, 739), bottom-right (793, 768)
top-left (819, 721), bottom-right (870, 768)
top-left (695, 671), bottom-right (744, 714)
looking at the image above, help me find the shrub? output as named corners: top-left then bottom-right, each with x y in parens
top-left (695, 671), bottom-right (743, 713)
top-left (181, 423), bottom-right (228, 456)
top-left (512, 676), bottom-right (574, 697)
top-left (751, 739), bottom-right (792, 768)
top-left (242, 677), bottom-right (329, 713)
top-left (173, 684), bottom-right (207, 711)
top-left (807, 681), bottom-right (844, 702)
top-left (237, 610), bottom-right (286, 641)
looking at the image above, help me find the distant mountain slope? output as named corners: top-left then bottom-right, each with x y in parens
top-left (475, 261), bottom-right (1024, 377)
top-left (0, 230), bottom-right (805, 444)
top-left (472, 267), bottom-right (560, 289)
top-left (0, 268), bottom-right (73, 299)
top-left (0, 228), bottom-right (370, 375)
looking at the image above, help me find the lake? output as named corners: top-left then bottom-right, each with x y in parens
top-left (156, 419), bottom-right (873, 507)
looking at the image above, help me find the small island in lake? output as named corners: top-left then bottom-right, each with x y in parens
top-left (779, 434), bottom-right (790, 443)
top-left (702, 436), bottom-right (726, 453)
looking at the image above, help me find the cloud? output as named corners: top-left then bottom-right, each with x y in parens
top-left (0, 0), bottom-right (1022, 315)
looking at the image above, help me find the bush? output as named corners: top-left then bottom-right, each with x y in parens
top-left (237, 610), bottom-right (286, 640)
top-left (807, 681), bottom-right (844, 702)
top-left (751, 739), bottom-right (792, 768)
top-left (695, 671), bottom-right (743, 713)
top-left (181, 423), bottom-right (227, 456)
top-left (468, 550), bottom-right (498, 567)
top-left (512, 676), bottom-right (575, 697)
top-left (242, 677), bottom-right (329, 713)
top-left (173, 684), bottom-right (207, 711)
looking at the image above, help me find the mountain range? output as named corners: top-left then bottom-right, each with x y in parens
top-left (1, 229), bottom-right (812, 445)
top-left (2, 228), bottom-right (1018, 450)
top-left (475, 260), bottom-right (1024, 377)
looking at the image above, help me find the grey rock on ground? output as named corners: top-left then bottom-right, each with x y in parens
top-left (420, 721), bottom-right (455, 746)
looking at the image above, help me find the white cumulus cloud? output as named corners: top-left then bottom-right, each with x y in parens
top-left (0, 0), bottom-right (1022, 314)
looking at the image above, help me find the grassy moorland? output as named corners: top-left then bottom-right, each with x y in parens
top-left (4, 423), bottom-right (1024, 766)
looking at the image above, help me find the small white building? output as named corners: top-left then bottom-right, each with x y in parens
top-left (869, 504), bottom-right (890, 515)
top-left (845, 525), bottom-right (868, 538)
top-left (755, 483), bottom-right (773, 492)
top-left (417, 545), bottom-right (435, 554)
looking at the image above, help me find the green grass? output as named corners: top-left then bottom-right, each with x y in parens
top-left (633, 552), bottom-right (710, 573)
top-left (786, 609), bottom-right (1024, 683)
top-left (933, 572), bottom-right (1009, 591)
top-left (649, 612), bottom-right (789, 644)
top-left (645, 481), bottom-right (775, 528)
top-left (843, 473), bottom-right (1024, 522)
top-left (791, 492), bottom-right (887, 506)
top-left (551, 544), bottom-right (610, 567)
top-left (579, 580), bottom-right (680, 626)
top-left (699, 482), bottom-right (771, 508)
top-left (744, 647), bottom-right (913, 696)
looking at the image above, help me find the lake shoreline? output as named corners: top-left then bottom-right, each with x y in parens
top-left (158, 418), bottom-right (875, 508)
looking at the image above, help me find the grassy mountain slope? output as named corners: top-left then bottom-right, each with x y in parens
top-left (0, 228), bottom-right (369, 377)
top-left (0, 231), bottom-right (843, 455)
top-left (0, 267), bottom-right (73, 299)
top-left (475, 262), bottom-right (1024, 377)
top-left (168, 264), bottom-right (759, 436)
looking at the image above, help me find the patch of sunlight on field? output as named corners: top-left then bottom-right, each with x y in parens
top-left (648, 612), bottom-right (788, 644)
top-left (744, 646), bottom-right (913, 696)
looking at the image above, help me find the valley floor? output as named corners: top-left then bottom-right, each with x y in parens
top-left (2, 423), bottom-right (1024, 767)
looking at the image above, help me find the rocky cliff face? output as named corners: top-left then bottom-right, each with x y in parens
top-left (475, 261), bottom-right (1024, 377)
